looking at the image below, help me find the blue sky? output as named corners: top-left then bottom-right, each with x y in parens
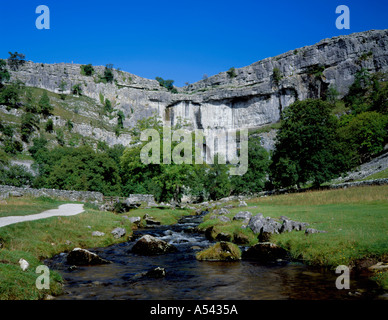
top-left (0, 0), bottom-right (387, 86)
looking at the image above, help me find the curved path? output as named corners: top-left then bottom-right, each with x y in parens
top-left (0, 204), bottom-right (85, 228)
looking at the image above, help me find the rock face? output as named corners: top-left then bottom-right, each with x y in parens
top-left (66, 248), bottom-right (110, 265)
top-left (131, 235), bottom-right (177, 255)
top-left (7, 30), bottom-right (387, 153)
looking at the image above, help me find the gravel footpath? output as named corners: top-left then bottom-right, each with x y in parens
top-left (0, 204), bottom-right (85, 228)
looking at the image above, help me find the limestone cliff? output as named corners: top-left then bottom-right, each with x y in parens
top-left (6, 29), bottom-right (388, 150)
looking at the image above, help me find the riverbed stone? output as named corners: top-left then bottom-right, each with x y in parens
top-left (145, 267), bottom-right (166, 278)
top-left (242, 242), bottom-right (288, 262)
top-left (131, 235), bottom-right (177, 255)
top-left (67, 248), bottom-right (111, 266)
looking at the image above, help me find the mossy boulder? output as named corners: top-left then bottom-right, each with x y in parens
top-left (196, 242), bottom-right (241, 261)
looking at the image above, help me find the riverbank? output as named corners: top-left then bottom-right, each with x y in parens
top-left (1, 185), bottom-right (387, 299)
top-left (194, 185), bottom-right (388, 290)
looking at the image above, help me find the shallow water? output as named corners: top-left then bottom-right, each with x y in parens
top-left (47, 214), bottom-right (380, 300)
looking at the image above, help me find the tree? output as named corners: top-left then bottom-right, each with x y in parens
top-left (204, 154), bottom-right (231, 200)
top-left (231, 137), bottom-right (270, 195)
top-left (20, 112), bottom-right (39, 142)
top-left (338, 111), bottom-right (388, 162)
top-left (39, 91), bottom-right (53, 117)
top-left (36, 146), bottom-right (122, 195)
top-left (269, 99), bottom-right (349, 188)
top-left (24, 88), bottom-right (39, 113)
top-left (0, 60), bottom-right (10, 87)
top-left (7, 52), bottom-right (26, 71)
top-left (155, 77), bottom-right (177, 93)
top-left (117, 111), bottom-right (125, 129)
top-left (104, 99), bottom-right (113, 113)
top-left (0, 80), bottom-right (23, 109)
top-left (103, 64), bottom-right (114, 83)
top-left (226, 67), bottom-right (237, 78)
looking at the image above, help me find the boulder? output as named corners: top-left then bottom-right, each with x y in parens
top-left (213, 208), bottom-right (230, 215)
top-left (242, 242), bottom-right (288, 262)
top-left (128, 216), bottom-right (141, 225)
top-left (305, 228), bottom-right (327, 235)
top-left (247, 213), bottom-right (265, 234)
top-left (111, 227), bottom-right (126, 239)
top-left (131, 235), bottom-right (177, 255)
top-left (196, 242), bottom-right (241, 261)
top-left (233, 211), bottom-right (252, 224)
top-left (19, 258), bottom-right (29, 271)
top-left (217, 215), bottom-right (231, 223)
top-left (145, 267), bottom-right (166, 278)
top-left (238, 200), bottom-right (248, 207)
top-left (92, 231), bottom-right (105, 237)
top-left (143, 214), bottom-right (161, 226)
top-left (66, 248), bottom-right (111, 266)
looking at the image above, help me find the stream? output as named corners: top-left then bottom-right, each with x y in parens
top-left (46, 213), bottom-right (382, 300)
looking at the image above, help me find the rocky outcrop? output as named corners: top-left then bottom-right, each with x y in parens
top-left (7, 30), bottom-right (387, 153)
top-left (131, 235), bottom-right (177, 255)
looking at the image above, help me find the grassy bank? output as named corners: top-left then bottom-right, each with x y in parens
top-left (0, 199), bottom-right (192, 300)
top-left (0, 203), bottom-right (132, 299)
top-left (198, 185), bottom-right (388, 289)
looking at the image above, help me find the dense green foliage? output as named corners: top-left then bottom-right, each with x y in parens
top-left (155, 77), bottom-right (178, 93)
top-left (269, 99), bottom-right (350, 188)
top-left (80, 64), bottom-right (94, 76)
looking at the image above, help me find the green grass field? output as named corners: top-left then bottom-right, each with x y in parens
top-left (198, 185), bottom-right (388, 289)
top-left (0, 196), bottom-right (69, 218)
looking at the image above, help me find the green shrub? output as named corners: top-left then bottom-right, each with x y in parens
top-left (80, 64), bottom-right (95, 76)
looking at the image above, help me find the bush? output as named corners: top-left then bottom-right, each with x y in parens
top-left (39, 91), bottom-right (53, 117)
top-left (272, 67), bottom-right (282, 85)
top-left (0, 164), bottom-right (34, 187)
top-left (72, 84), bottom-right (82, 96)
top-left (80, 64), bottom-right (94, 76)
top-left (226, 67), bottom-right (237, 78)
